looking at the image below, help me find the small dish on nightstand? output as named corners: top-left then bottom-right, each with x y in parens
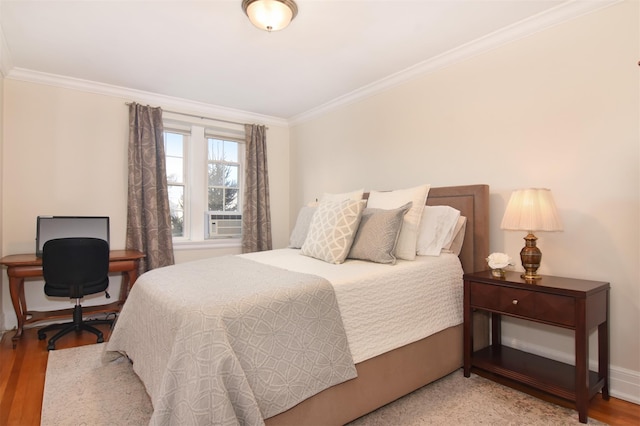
top-left (491, 268), bottom-right (506, 278)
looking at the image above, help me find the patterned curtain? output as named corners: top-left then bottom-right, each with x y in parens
top-left (242, 124), bottom-right (272, 253)
top-left (126, 103), bottom-right (175, 273)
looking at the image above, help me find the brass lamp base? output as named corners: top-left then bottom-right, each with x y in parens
top-left (520, 233), bottom-right (542, 281)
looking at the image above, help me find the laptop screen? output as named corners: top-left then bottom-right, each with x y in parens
top-left (36, 216), bottom-right (110, 257)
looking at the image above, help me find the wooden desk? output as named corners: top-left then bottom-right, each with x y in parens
top-left (0, 250), bottom-right (145, 348)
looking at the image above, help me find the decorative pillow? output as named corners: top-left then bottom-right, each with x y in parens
top-left (348, 202), bottom-right (412, 264)
top-left (443, 216), bottom-right (467, 256)
top-left (416, 205), bottom-right (461, 256)
top-left (301, 199), bottom-right (365, 264)
top-left (321, 189), bottom-right (364, 202)
top-left (366, 184), bottom-right (430, 260)
top-left (288, 206), bottom-right (317, 248)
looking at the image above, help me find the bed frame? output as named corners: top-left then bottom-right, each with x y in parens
top-left (266, 184), bottom-right (490, 425)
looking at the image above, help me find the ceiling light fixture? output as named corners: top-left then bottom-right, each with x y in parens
top-left (242, 0), bottom-right (298, 32)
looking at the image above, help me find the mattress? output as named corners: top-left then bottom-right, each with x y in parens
top-left (241, 248), bottom-right (464, 363)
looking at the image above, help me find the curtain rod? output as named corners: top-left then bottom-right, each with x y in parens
top-left (164, 109), bottom-right (247, 127)
top-left (125, 102), bottom-right (267, 128)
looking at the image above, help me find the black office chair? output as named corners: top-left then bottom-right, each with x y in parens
top-left (37, 237), bottom-right (114, 350)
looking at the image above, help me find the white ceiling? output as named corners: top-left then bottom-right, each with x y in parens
top-left (0, 1), bottom-right (613, 121)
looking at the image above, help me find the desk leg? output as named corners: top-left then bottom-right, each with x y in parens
top-left (128, 265), bottom-right (139, 287)
top-left (8, 275), bottom-right (26, 348)
top-left (118, 267), bottom-right (140, 305)
top-left (118, 273), bottom-right (130, 306)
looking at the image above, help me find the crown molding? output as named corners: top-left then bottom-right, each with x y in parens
top-left (5, 67), bottom-right (289, 128)
top-left (289, 0), bottom-right (622, 126)
top-left (2, 0), bottom-right (621, 127)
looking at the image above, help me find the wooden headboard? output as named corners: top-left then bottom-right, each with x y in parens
top-left (426, 184), bottom-right (490, 274)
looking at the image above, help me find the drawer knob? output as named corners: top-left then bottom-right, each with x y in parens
top-left (512, 299), bottom-right (518, 305)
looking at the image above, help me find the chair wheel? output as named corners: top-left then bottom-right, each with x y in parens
top-left (97, 336), bottom-right (104, 344)
top-left (38, 332), bottom-right (46, 340)
top-left (47, 342), bottom-right (55, 351)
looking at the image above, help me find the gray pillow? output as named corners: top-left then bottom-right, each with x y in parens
top-left (288, 206), bottom-right (317, 248)
top-left (348, 202), bottom-right (412, 264)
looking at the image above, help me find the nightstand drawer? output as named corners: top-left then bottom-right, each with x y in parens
top-left (469, 282), bottom-right (575, 326)
top-left (470, 282), bottom-right (535, 316)
top-left (534, 292), bottom-right (575, 327)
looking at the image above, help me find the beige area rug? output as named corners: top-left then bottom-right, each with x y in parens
top-left (42, 343), bottom-right (153, 425)
top-left (42, 343), bottom-right (606, 425)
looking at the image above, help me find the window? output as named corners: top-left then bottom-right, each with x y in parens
top-left (164, 131), bottom-right (186, 237)
top-left (163, 120), bottom-right (245, 244)
top-left (207, 138), bottom-right (240, 213)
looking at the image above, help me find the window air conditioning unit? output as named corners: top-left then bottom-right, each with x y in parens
top-left (206, 213), bottom-right (242, 238)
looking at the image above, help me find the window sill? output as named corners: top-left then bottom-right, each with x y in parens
top-left (173, 239), bottom-right (241, 251)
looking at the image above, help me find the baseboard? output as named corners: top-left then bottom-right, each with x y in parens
top-left (509, 340), bottom-right (640, 405)
top-left (609, 366), bottom-right (640, 404)
top-left (1, 311), bottom-right (12, 332)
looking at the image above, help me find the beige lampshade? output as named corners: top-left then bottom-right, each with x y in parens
top-left (242, 0), bottom-right (298, 32)
top-left (500, 188), bottom-right (563, 232)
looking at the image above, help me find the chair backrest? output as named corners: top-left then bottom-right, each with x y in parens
top-left (42, 237), bottom-right (110, 298)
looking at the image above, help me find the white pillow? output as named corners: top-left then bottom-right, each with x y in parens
top-left (321, 189), bottom-right (364, 202)
top-left (288, 206), bottom-right (317, 248)
top-left (366, 184), bottom-right (430, 260)
top-left (443, 216), bottom-right (467, 256)
top-left (416, 205), bottom-right (461, 256)
top-left (301, 199), bottom-right (365, 264)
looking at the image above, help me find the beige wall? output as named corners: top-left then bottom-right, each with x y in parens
top-left (1, 80), bottom-right (290, 324)
top-left (291, 1), bottom-right (639, 401)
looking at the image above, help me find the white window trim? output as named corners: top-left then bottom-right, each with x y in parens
top-left (164, 116), bottom-right (245, 249)
top-left (163, 125), bottom-right (190, 243)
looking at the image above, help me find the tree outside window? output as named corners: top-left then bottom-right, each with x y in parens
top-left (207, 138), bottom-right (240, 213)
top-left (164, 131), bottom-right (185, 237)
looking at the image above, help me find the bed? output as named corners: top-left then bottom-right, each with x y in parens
top-left (106, 184), bottom-right (490, 425)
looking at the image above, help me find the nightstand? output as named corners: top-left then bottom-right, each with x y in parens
top-left (463, 270), bottom-right (610, 424)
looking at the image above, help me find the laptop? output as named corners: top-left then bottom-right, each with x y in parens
top-left (36, 216), bottom-right (110, 257)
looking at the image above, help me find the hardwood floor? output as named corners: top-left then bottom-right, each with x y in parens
top-left (472, 370), bottom-right (640, 426)
top-left (1, 326), bottom-right (639, 426)
top-left (0, 325), bottom-right (114, 426)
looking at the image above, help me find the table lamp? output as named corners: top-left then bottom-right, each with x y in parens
top-left (500, 188), bottom-right (563, 281)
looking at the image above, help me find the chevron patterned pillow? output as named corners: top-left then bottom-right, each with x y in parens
top-left (301, 199), bottom-right (365, 264)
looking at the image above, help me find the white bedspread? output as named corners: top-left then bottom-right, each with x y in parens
top-left (241, 249), bottom-right (464, 363)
